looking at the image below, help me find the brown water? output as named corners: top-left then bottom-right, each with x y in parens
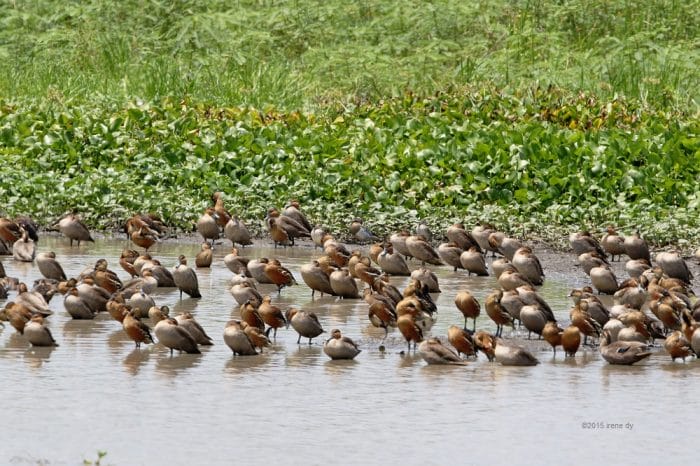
top-left (1, 237), bottom-right (696, 465)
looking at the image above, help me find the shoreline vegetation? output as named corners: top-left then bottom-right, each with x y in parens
top-left (0, 0), bottom-right (698, 249)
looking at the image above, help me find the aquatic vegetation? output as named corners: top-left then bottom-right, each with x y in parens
top-left (0, 89), bottom-right (698, 246)
top-left (0, 0), bottom-right (698, 247)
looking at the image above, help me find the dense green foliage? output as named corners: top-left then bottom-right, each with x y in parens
top-left (1, 0), bottom-right (698, 110)
top-left (1, 89), bottom-right (698, 245)
top-left (0, 1), bottom-right (699, 246)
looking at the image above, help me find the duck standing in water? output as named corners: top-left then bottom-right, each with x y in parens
top-left (493, 337), bottom-right (539, 366)
top-left (419, 337), bottom-right (467, 365)
top-left (624, 231), bottom-right (650, 262)
top-left (446, 223), bottom-right (481, 251)
top-left (131, 226), bottom-right (158, 252)
top-left (36, 252), bottom-right (67, 281)
top-left (286, 308), bottom-right (324, 344)
top-left (300, 260), bottom-right (335, 297)
top-left (511, 246), bottom-right (544, 286)
top-left (267, 207), bottom-right (311, 246)
top-left (264, 259), bottom-right (297, 294)
top-left (655, 251), bottom-right (693, 284)
top-left (405, 235), bottom-right (442, 266)
top-left (64, 287), bottom-right (97, 319)
top-left (24, 315), bottom-right (59, 347)
top-left (195, 242), bottom-right (213, 268)
top-left (389, 230), bottom-right (412, 260)
top-left (460, 246), bottom-right (489, 276)
top-left (601, 226), bottom-right (626, 261)
top-left (122, 310), bottom-right (154, 349)
top-left (0, 302), bottom-right (33, 333)
top-left (323, 329), bottom-right (361, 360)
top-left (211, 192), bottom-right (232, 231)
top-left (172, 255), bottom-right (201, 299)
top-left (57, 213), bottom-right (94, 246)
top-left (152, 311), bottom-right (200, 355)
top-left (377, 243), bottom-right (411, 276)
top-left (542, 321), bottom-right (564, 355)
top-left (12, 228), bottom-right (36, 262)
top-left (484, 289), bottom-right (515, 337)
top-left (437, 241), bottom-right (465, 272)
top-left (283, 200), bottom-right (313, 233)
top-left (599, 330), bottom-right (652, 365)
top-left (488, 233), bottom-right (522, 261)
top-left (175, 312), bottom-right (214, 346)
top-left (663, 331), bottom-right (692, 362)
top-left (223, 320), bottom-right (258, 356)
top-left (569, 231), bottom-right (606, 258)
top-left (561, 326), bottom-right (582, 357)
top-left (447, 325), bottom-right (477, 358)
top-left (397, 313), bottom-right (424, 352)
top-left (224, 215), bottom-right (253, 248)
top-left (258, 296), bottom-right (287, 338)
top-left (367, 292), bottom-right (398, 339)
top-left (329, 268), bottom-right (360, 299)
top-left (455, 290), bottom-right (480, 331)
top-left (590, 265), bottom-right (619, 295)
top-left (241, 322), bottom-right (271, 354)
top-left (349, 218), bottom-right (379, 244)
top-left (197, 207), bottom-right (220, 245)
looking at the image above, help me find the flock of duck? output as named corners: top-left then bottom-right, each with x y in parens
top-left (2, 194), bottom-right (700, 368)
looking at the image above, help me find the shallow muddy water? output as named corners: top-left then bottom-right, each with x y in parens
top-left (1, 236), bottom-right (696, 465)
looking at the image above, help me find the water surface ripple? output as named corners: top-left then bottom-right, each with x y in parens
top-left (0, 237), bottom-right (695, 465)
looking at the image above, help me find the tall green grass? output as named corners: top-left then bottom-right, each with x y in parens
top-left (0, 0), bottom-right (697, 111)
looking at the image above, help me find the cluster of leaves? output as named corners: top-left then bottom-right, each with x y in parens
top-left (0, 0), bottom-right (697, 111)
top-left (1, 87), bottom-right (698, 247)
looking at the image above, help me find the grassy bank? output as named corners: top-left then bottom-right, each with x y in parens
top-left (0, 1), bottom-right (698, 246)
top-left (0, 0), bottom-right (698, 111)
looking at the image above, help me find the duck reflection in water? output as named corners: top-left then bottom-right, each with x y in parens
top-left (398, 351), bottom-right (423, 369)
top-left (123, 347), bottom-right (150, 376)
top-left (324, 357), bottom-right (358, 377)
top-left (172, 298), bottom-right (200, 316)
top-left (154, 351), bottom-right (203, 377)
top-left (224, 353), bottom-right (271, 374)
top-left (285, 344), bottom-right (322, 367)
top-left (23, 345), bottom-right (57, 370)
